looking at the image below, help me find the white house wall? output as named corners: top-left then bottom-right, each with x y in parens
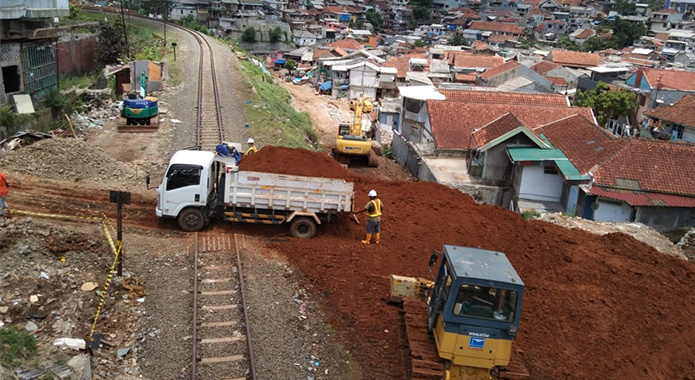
top-left (593, 199), bottom-right (633, 222)
top-left (518, 164), bottom-right (564, 202)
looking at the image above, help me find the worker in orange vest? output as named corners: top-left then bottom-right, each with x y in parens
top-left (354, 189), bottom-right (383, 244)
top-left (0, 171), bottom-right (10, 225)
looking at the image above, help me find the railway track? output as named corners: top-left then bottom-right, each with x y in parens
top-left (192, 233), bottom-right (257, 380)
top-left (189, 30), bottom-right (225, 151)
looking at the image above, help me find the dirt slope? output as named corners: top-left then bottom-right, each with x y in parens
top-left (243, 146), bottom-right (695, 380)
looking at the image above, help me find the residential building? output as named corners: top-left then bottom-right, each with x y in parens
top-left (623, 68), bottom-right (695, 121)
top-left (0, 0), bottom-right (69, 105)
top-left (643, 94), bottom-right (695, 143)
top-left (569, 29), bottom-right (596, 46)
top-left (579, 139), bottom-right (695, 231)
top-left (468, 21), bottom-right (523, 41)
top-left (529, 60), bottom-right (579, 90)
top-left (293, 30), bottom-right (317, 46)
top-left (545, 49), bottom-right (601, 68)
top-left (649, 8), bottom-right (683, 34)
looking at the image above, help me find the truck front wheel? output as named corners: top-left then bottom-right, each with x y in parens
top-left (289, 217), bottom-right (317, 239)
top-left (178, 208), bottom-right (206, 231)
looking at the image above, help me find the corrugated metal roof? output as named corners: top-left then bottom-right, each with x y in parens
top-left (508, 147), bottom-right (588, 180)
top-left (589, 186), bottom-right (695, 207)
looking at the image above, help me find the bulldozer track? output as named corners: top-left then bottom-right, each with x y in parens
top-left (191, 233), bottom-right (257, 380)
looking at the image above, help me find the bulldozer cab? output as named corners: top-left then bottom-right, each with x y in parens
top-left (428, 245), bottom-right (524, 345)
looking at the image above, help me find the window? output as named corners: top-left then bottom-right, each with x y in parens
top-left (453, 284), bottom-right (518, 322)
top-left (673, 124), bottom-right (685, 139)
top-left (639, 94), bottom-right (646, 106)
top-left (544, 165), bottom-right (558, 175)
top-left (166, 164), bottom-right (202, 191)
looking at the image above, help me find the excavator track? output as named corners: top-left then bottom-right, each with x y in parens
top-left (402, 299), bottom-right (529, 380)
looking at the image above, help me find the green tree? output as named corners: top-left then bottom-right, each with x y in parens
top-left (607, 0), bottom-right (636, 14)
top-left (448, 33), bottom-right (469, 46)
top-left (647, 0), bottom-right (664, 10)
top-left (269, 26), bottom-right (283, 43)
top-left (413, 39), bottom-right (426, 47)
top-left (413, 6), bottom-right (430, 21)
top-left (284, 59), bottom-right (297, 70)
top-left (556, 35), bottom-right (579, 51)
top-left (581, 36), bottom-right (608, 52)
top-left (608, 17), bottom-right (647, 48)
top-left (241, 26), bottom-right (256, 43)
top-left (573, 82), bottom-right (637, 127)
top-left (366, 9), bottom-right (383, 33)
top-left (97, 21), bottom-right (127, 65)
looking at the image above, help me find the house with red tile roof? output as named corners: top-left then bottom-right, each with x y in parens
top-left (469, 21), bottom-right (523, 40)
top-left (326, 38), bottom-right (364, 51)
top-left (426, 90), bottom-right (594, 150)
top-left (581, 138), bottom-right (695, 229)
top-left (478, 61), bottom-right (521, 86)
top-left (530, 60), bottom-right (579, 90)
top-left (644, 94), bottom-right (695, 143)
top-left (624, 68), bottom-right (695, 122)
top-left (546, 49), bottom-right (601, 68)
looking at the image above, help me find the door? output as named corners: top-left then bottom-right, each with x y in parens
top-left (428, 259), bottom-right (451, 331)
top-left (160, 164), bottom-right (204, 216)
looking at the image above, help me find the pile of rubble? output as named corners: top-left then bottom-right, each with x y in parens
top-left (0, 138), bottom-right (138, 185)
top-left (0, 220), bottom-right (143, 379)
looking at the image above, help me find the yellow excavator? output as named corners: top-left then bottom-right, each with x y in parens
top-left (390, 245), bottom-right (528, 380)
top-left (334, 95), bottom-right (378, 167)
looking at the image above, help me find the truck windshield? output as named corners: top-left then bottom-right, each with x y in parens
top-left (452, 284), bottom-right (518, 323)
top-left (166, 164), bottom-right (202, 191)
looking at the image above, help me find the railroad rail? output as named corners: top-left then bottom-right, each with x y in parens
top-left (192, 233), bottom-right (257, 380)
top-left (189, 29), bottom-right (225, 151)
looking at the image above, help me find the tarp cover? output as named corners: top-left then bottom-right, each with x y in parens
top-left (319, 81), bottom-right (332, 91)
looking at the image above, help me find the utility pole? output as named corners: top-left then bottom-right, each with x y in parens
top-left (162, 0), bottom-right (167, 47)
top-left (120, 0), bottom-right (130, 59)
top-left (110, 190), bottom-right (131, 277)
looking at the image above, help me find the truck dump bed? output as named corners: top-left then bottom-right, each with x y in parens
top-left (225, 169), bottom-right (354, 214)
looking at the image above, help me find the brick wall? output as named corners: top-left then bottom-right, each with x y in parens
top-left (55, 34), bottom-right (98, 76)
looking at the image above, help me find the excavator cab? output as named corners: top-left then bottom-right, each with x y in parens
top-left (428, 245), bottom-right (524, 379)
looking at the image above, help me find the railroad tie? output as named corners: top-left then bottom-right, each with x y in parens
top-left (202, 304), bottom-right (238, 311)
top-left (200, 355), bottom-right (243, 364)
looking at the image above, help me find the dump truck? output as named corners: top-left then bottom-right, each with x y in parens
top-left (390, 245), bottom-right (528, 380)
top-left (150, 149), bottom-right (354, 238)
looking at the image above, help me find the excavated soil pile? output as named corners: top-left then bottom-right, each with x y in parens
top-left (249, 146), bottom-right (695, 380)
top-left (0, 138), bottom-right (138, 185)
top-left (239, 145), bottom-right (350, 179)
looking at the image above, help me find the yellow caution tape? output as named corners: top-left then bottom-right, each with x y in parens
top-left (11, 209), bottom-right (103, 223)
top-left (87, 222), bottom-right (122, 343)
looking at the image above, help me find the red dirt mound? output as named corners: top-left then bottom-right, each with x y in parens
top-left (239, 146), bottom-right (350, 179)
top-left (248, 146), bottom-right (695, 380)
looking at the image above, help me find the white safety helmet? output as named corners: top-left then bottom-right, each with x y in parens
top-left (247, 138), bottom-right (255, 144)
top-left (368, 190), bottom-right (377, 197)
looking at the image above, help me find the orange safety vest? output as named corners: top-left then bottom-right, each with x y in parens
top-left (368, 199), bottom-right (382, 218)
top-left (0, 172), bottom-right (7, 197)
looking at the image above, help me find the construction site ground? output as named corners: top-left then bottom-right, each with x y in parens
top-left (2, 35), bottom-right (695, 380)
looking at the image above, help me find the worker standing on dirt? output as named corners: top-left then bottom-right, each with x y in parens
top-left (0, 171), bottom-right (10, 225)
top-left (246, 138), bottom-right (257, 155)
top-left (354, 189), bottom-right (383, 245)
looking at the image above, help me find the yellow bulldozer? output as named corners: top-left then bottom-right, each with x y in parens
top-left (333, 95), bottom-right (378, 167)
top-left (390, 245), bottom-right (528, 380)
